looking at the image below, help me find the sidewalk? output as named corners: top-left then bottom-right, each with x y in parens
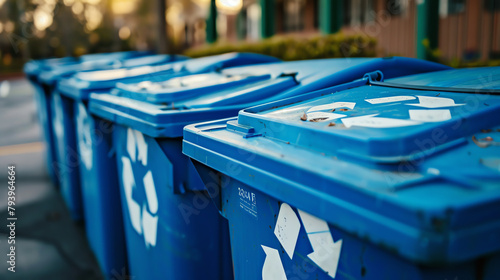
top-left (0, 77), bottom-right (104, 279)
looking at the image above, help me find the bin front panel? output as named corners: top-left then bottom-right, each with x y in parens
top-left (212, 170), bottom-right (479, 280)
top-left (34, 83), bottom-right (59, 184)
top-left (51, 92), bottom-right (82, 220)
top-left (113, 124), bottom-right (233, 279)
top-left (76, 103), bottom-right (127, 277)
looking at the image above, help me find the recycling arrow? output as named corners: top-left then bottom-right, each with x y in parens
top-left (122, 128), bottom-right (159, 248)
top-left (261, 245), bottom-right (287, 280)
top-left (264, 204), bottom-right (344, 279)
top-left (298, 210), bottom-right (342, 279)
top-left (76, 102), bottom-right (93, 170)
top-left (52, 94), bottom-right (64, 140)
top-left (121, 156), bottom-right (142, 235)
top-left (274, 203), bottom-right (301, 259)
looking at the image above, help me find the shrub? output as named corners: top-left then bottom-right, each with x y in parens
top-left (449, 59), bottom-right (500, 68)
top-left (184, 33), bottom-right (377, 61)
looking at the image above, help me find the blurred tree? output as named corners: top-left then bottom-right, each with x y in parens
top-left (156, 0), bottom-right (168, 53)
top-left (0, 0), bottom-right (134, 68)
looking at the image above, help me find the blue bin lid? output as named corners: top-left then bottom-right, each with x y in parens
top-left (386, 66), bottom-right (500, 90)
top-left (57, 52), bottom-right (279, 101)
top-left (24, 57), bottom-right (78, 81)
top-left (39, 54), bottom-right (185, 86)
top-left (178, 52), bottom-right (281, 73)
top-left (182, 66), bottom-right (500, 265)
top-left (79, 50), bottom-right (153, 62)
top-left (23, 51), bottom-right (153, 81)
top-left (89, 57), bottom-right (450, 138)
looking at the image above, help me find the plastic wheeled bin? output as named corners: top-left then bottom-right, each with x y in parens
top-left (25, 57), bottom-right (82, 185)
top-left (87, 57), bottom-right (450, 279)
top-left (23, 51), bottom-right (155, 185)
top-left (57, 53), bottom-right (279, 278)
top-left (52, 54), bottom-right (189, 220)
top-left (182, 66), bottom-right (500, 280)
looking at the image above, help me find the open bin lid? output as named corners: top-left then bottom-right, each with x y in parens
top-left (89, 57), bottom-right (450, 139)
top-left (57, 52), bottom-right (280, 101)
top-left (182, 66), bottom-right (500, 265)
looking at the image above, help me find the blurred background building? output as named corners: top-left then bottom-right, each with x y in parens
top-left (0, 0), bottom-right (499, 72)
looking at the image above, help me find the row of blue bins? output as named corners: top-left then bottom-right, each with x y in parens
top-left (25, 51), bottom-right (500, 280)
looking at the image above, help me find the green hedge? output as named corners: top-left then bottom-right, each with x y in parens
top-left (448, 59), bottom-right (500, 68)
top-left (423, 42), bottom-right (500, 68)
top-left (184, 33), bottom-right (377, 61)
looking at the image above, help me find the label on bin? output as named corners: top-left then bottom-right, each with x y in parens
top-left (238, 187), bottom-right (258, 219)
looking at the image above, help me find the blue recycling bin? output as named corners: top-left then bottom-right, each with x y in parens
top-left (23, 51), bottom-right (155, 185)
top-left (88, 56), bottom-right (449, 279)
top-left (53, 53), bottom-right (188, 219)
top-left (183, 66), bottom-right (500, 280)
top-left (25, 57), bottom-right (80, 185)
top-left (58, 53), bottom-right (279, 278)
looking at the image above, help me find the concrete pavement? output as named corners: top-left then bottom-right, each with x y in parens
top-left (0, 77), bottom-right (104, 279)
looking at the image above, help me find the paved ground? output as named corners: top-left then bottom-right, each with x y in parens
top-left (0, 77), bottom-right (104, 279)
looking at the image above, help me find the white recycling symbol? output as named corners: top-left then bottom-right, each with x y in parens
top-left (52, 93), bottom-right (64, 142)
top-left (262, 203), bottom-right (343, 279)
top-left (121, 128), bottom-right (159, 248)
top-left (76, 102), bottom-right (93, 170)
